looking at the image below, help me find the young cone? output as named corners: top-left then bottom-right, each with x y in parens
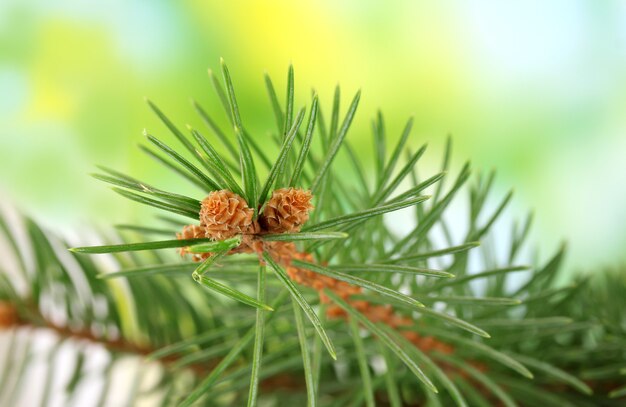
top-left (260, 188), bottom-right (313, 233)
top-left (176, 224), bottom-right (210, 261)
top-left (200, 190), bottom-right (254, 239)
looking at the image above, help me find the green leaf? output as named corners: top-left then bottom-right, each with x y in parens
top-left (188, 126), bottom-right (245, 197)
top-left (111, 188), bottom-right (199, 219)
top-left (293, 299), bottom-right (318, 407)
top-left (292, 260), bottom-right (425, 309)
top-left (373, 111), bottom-right (386, 184)
top-left (421, 296), bottom-right (521, 306)
top-left (386, 171), bottom-right (446, 204)
top-left (261, 232), bottom-right (348, 242)
top-left (236, 130), bottom-right (260, 209)
top-left (511, 246), bottom-right (565, 297)
top-left (264, 73), bottom-right (284, 133)
top-left (609, 385), bottom-right (626, 399)
top-left (474, 190), bottom-right (513, 240)
top-left (378, 342), bottom-right (402, 407)
top-left (70, 238), bottom-right (210, 254)
top-left (433, 136), bottom-right (452, 203)
top-left (193, 247), bottom-right (231, 275)
top-left (308, 175), bottom-right (441, 256)
top-left (221, 59), bottom-right (259, 208)
top-left (311, 304), bottom-right (326, 398)
top-left (454, 376), bottom-right (492, 407)
top-left (506, 352), bottom-right (592, 395)
top-left (390, 162), bottom-right (471, 256)
top-left (429, 265), bottom-right (530, 290)
top-left (179, 292), bottom-right (289, 407)
top-left (522, 284), bottom-right (578, 304)
top-left (413, 306), bottom-right (491, 338)
top-left (435, 353), bottom-right (517, 407)
top-left (303, 195), bottom-right (430, 232)
top-left (171, 342), bottom-right (234, 370)
top-left (97, 263), bottom-right (197, 279)
top-left (258, 107), bottom-right (306, 206)
top-left (219, 61), bottom-right (243, 130)
top-left (344, 142), bottom-right (370, 197)
top-left (93, 169), bottom-right (201, 211)
top-left (470, 170), bottom-right (496, 223)
top-left (380, 324), bottom-right (468, 407)
top-left (508, 210), bottom-right (534, 263)
top-left (41, 340), bottom-right (65, 407)
top-left (211, 338), bottom-right (304, 394)
top-left (247, 266), bottom-right (268, 407)
top-left (65, 351), bottom-right (86, 394)
top-left (283, 64), bottom-right (295, 136)
top-left (332, 264), bottom-right (454, 278)
top-left (329, 86), bottom-right (341, 144)
top-left (477, 317), bottom-right (573, 329)
top-left (192, 272), bottom-right (273, 311)
top-left (139, 145), bottom-right (208, 190)
top-left (310, 90), bottom-right (361, 194)
top-left (362, 295), bottom-right (490, 337)
top-left (324, 289), bottom-right (437, 393)
top-left (191, 100), bottom-right (239, 164)
top-left (213, 354), bottom-right (307, 399)
top-left (581, 363), bottom-right (626, 380)
top-left (379, 117), bottom-right (413, 189)
top-left (263, 253), bottom-right (337, 360)
top-left (496, 377), bottom-right (575, 407)
top-left (147, 134), bottom-right (219, 190)
top-left (210, 64), bottom-right (271, 170)
top-left (243, 129), bottom-right (274, 170)
top-left (349, 316), bottom-right (375, 407)
top-left (0, 216), bottom-right (28, 280)
top-left (383, 242), bottom-right (480, 264)
top-left (147, 319), bottom-right (254, 361)
top-left (179, 334), bottom-right (253, 406)
top-left (114, 224), bottom-right (176, 236)
top-left (373, 144), bottom-right (427, 204)
top-left (145, 99), bottom-right (199, 159)
top-left (4, 337), bottom-right (33, 407)
top-left (156, 215), bottom-right (191, 227)
top-left (416, 326), bottom-right (534, 379)
top-left (290, 95), bottom-right (318, 186)
top-left (187, 236), bottom-right (242, 253)
top-left (208, 67), bottom-right (232, 122)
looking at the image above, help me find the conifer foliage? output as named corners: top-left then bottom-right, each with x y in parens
top-left (0, 61), bottom-right (624, 406)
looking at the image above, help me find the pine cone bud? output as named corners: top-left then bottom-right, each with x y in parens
top-left (177, 224), bottom-right (209, 261)
top-left (265, 241), bottom-right (298, 265)
top-left (200, 190), bottom-right (254, 240)
top-left (260, 188), bottom-right (313, 233)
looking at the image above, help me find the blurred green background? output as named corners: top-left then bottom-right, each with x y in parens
top-left (1, 1), bottom-right (625, 271)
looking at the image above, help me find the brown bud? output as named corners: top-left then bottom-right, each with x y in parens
top-left (264, 241), bottom-right (298, 265)
top-left (260, 188), bottom-right (313, 233)
top-left (326, 305), bottom-right (347, 318)
top-left (352, 300), bottom-right (370, 312)
top-left (200, 190), bottom-right (253, 239)
top-left (177, 224), bottom-right (209, 261)
top-left (403, 331), bottom-right (420, 343)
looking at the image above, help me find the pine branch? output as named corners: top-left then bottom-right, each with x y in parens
top-left (1, 62), bottom-right (624, 406)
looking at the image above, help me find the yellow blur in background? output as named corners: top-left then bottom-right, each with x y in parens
top-left (1, 1), bottom-right (625, 271)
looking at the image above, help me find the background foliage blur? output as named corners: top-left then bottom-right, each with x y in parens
top-left (1, 1), bottom-right (625, 272)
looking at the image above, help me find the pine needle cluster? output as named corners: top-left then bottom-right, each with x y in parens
top-left (0, 61), bottom-right (624, 406)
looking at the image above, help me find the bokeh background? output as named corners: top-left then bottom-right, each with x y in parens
top-left (1, 0), bottom-right (625, 272)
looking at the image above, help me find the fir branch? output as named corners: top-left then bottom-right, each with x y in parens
top-left (2, 62), bottom-right (625, 407)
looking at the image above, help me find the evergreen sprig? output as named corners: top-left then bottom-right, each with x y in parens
top-left (0, 62), bottom-right (624, 406)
